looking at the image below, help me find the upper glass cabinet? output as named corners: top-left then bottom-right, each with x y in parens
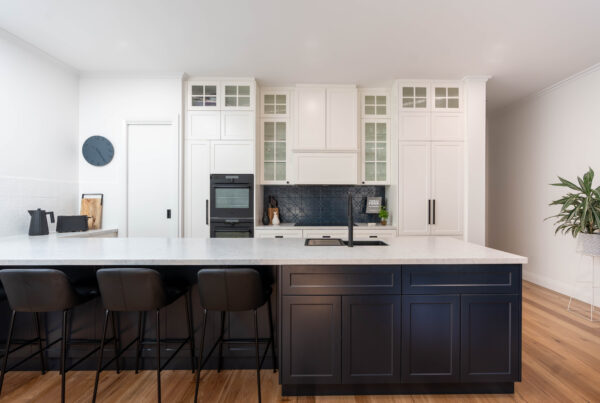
top-left (362, 119), bottom-right (389, 184)
top-left (261, 91), bottom-right (289, 117)
top-left (361, 91), bottom-right (389, 117)
top-left (262, 119), bottom-right (288, 183)
top-left (188, 81), bottom-right (219, 110)
top-left (433, 85), bottom-right (461, 110)
top-left (221, 82), bottom-right (255, 110)
top-left (400, 85), bottom-right (428, 110)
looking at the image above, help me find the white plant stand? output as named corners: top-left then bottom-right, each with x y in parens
top-left (567, 253), bottom-right (600, 321)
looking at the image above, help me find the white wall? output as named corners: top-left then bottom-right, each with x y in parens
top-left (78, 76), bottom-right (183, 236)
top-left (0, 30), bottom-right (79, 236)
top-left (488, 64), bottom-right (600, 303)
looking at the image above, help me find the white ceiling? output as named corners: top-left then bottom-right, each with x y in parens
top-left (1, 0), bottom-right (600, 111)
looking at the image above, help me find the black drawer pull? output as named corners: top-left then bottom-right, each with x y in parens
top-left (322, 235), bottom-right (331, 238)
top-left (369, 235), bottom-right (377, 238)
top-left (275, 235), bottom-right (284, 238)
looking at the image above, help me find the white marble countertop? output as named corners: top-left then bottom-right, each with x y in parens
top-left (0, 236), bottom-right (527, 266)
top-left (1, 228), bottom-right (119, 240)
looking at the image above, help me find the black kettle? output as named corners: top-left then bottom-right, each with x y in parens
top-left (28, 209), bottom-right (55, 236)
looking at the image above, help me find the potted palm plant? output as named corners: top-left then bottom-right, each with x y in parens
top-left (379, 206), bottom-right (389, 226)
top-left (548, 168), bottom-right (600, 255)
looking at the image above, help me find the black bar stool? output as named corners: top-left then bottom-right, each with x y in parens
top-left (194, 268), bottom-right (276, 403)
top-left (93, 268), bottom-right (195, 403)
top-left (0, 269), bottom-right (98, 403)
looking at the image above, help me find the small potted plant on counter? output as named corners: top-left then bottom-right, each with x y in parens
top-left (379, 206), bottom-right (389, 226)
top-left (547, 167), bottom-right (600, 255)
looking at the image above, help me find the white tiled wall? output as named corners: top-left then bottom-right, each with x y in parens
top-left (0, 176), bottom-right (78, 237)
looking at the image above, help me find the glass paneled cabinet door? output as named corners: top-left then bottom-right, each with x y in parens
top-left (262, 119), bottom-right (288, 184)
top-left (188, 81), bottom-right (220, 110)
top-left (362, 119), bottom-right (390, 184)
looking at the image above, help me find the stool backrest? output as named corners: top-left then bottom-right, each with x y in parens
top-left (0, 269), bottom-right (79, 312)
top-left (197, 268), bottom-right (265, 311)
top-left (96, 268), bottom-right (167, 311)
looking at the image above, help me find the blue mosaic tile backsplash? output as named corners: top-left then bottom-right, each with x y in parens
top-left (263, 185), bottom-right (386, 225)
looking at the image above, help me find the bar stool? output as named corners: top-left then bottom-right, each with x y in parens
top-left (194, 268), bottom-right (276, 403)
top-left (93, 268), bottom-right (195, 403)
top-left (0, 269), bottom-right (99, 403)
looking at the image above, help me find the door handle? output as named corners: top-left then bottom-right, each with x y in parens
top-left (432, 199), bottom-right (436, 225)
top-left (166, 209), bottom-right (171, 219)
top-left (322, 235), bottom-right (331, 238)
top-left (428, 200), bottom-right (431, 225)
top-left (205, 200), bottom-right (209, 225)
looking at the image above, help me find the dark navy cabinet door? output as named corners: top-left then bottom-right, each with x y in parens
top-left (281, 295), bottom-right (341, 384)
top-left (460, 294), bottom-right (521, 382)
top-left (401, 295), bottom-right (460, 383)
top-left (342, 295), bottom-right (401, 384)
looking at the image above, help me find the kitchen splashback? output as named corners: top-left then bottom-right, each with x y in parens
top-left (263, 185), bottom-right (385, 225)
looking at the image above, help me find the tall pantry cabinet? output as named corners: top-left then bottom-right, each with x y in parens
top-left (184, 78), bottom-right (256, 238)
top-left (397, 81), bottom-right (464, 236)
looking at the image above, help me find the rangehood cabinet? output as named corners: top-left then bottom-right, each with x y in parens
top-left (293, 85), bottom-right (359, 184)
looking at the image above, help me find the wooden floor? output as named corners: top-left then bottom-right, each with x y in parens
top-left (1, 281), bottom-right (599, 402)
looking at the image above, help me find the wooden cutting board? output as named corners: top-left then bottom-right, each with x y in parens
top-left (81, 194), bottom-right (103, 230)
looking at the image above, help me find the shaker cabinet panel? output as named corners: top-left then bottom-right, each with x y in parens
top-left (398, 142), bottom-right (431, 235)
top-left (431, 113), bottom-right (463, 141)
top-left (431, 143), bottom-right (463, 235)
top-left (342, 295), bottom-right (401, 384)
top-left (184, 141), bottom-right (210, 238)
top-left (281, 296), bottom-right (341, 384)
top-left (295, 87), bottom-right (327, 150)
top-left (399, 113), bottom-right (430, 141)
top-left (187, 111), bottom-right (221, 140)
top-left (294, 153), bottom-right (357, 185)
top-left (221, 111), bottom-right (254, 140)
top-left (211, 141), bottom-right (254, 174)
top-left (327, 88), bottom-right (358, 150)
top-left (461, 294), bottom-right (521, 382)
top-left (401, 295), bottom-right (460, 383)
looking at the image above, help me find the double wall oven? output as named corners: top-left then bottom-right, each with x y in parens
top-left (209, 174), bottom-right (254, 238)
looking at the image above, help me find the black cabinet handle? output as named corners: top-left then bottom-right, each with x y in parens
top-left (275, 235), bottom-right (283, 238)
top-left (166, 209), bottom-right (171, 219)
top-left (205, 200), bottom-right (209, 225)
top-left (369, 235), bottom-right (377, 238)
top-left (432, 199), bottom-right (436, 225)
top-left (323, 235), bottom-right (331, 238)
top-left (428, 199), bottom-right (431, 225)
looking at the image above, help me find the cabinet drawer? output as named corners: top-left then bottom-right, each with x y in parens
top-left (281, 265), bottom-right (402, 295)
top-left (255, 229), bottom-right (303, 238)
top-left (303, 229), bottom-right (347, 239)
top-left (402, 265), bottom-right (521, 294)
top-left (354, 229), bottom-right (397, 239)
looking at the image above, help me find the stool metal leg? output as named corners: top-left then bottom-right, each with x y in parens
top-left (217, 311), bottom-right (225, 372)
top-left (60, 310), bottom-right (68, 403)
top-left (194, 308), bottom-right (208, 403)
top-left (135, 311), bottom-right (144, 374)
top-left (92, 309), bottom-right (110, 403)
top-left (34, 312), bottom-right (46, 374)
top-left (267, 297), bottom-right (277, 372)
top-left (155, 309), bottom-right (162, 403)
top-left (111, 311), bottom-right (120, 373)
top-left (185, 291), bottom-right (196, 373)
top-left (253, 309), bottom-right (262, 403)
top-left (0, 310), bottom-right (16, 395)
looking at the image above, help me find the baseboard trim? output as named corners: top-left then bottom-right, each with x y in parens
top-left (282, 382), bottom-right (515, 396)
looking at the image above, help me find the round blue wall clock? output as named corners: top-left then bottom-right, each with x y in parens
top-left (82, 136), bottom-right (114, 166)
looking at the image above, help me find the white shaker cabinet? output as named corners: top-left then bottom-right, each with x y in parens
top-left (187, 111), bottom-right (221, 140)
top-left (211, 141), bottom-right (254, 174)
top-left (293, 153), bottom-right (358, 184)
top-left (398, 142), bottom-right (463, 236)
top-left (221, 111), bottom-right (254, 140)
top-left (184, 141), bottom-right (210, 238)
top-left (431, 113), bottom-right (463, 141)
top-left (326, 87), bottom-right (358, 150)
top-left (430, 143), bottom-right (463, 235)
top-left (295, 87), bottom-right (326, 150)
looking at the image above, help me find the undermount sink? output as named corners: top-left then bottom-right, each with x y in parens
top-left (304, 239), bottom-right (388, 246)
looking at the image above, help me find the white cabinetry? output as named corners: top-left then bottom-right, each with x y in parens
top-left (398, 142), bottom-right (463, 235)
top-left (255, 229), bottom-right (303, 238)
top-left (294, 153), bottom-right (358, 184)
top-left (187, 111), bottom-right (221, 140)
top-left (326, 88), bottom-right (358, 150)
top-left (221, 111), bottom-right (254, 140)
top-left (400, 112), bottom-right (463, 141)
top-left (261, 119), bottom-right (289, 184)
top-left (188, 81), bottom-right (220, 110)
top-left (184, 141), bottom-right (210, 238)
top-left (211, 141), bottom-right (254, 174)
top-left (361, 119), bottom-right (390, 184)
top-left (295, 87), bottom-right (327, 150)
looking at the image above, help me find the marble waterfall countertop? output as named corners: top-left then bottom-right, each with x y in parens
top-left (0, 236), bottom-right (527, 266)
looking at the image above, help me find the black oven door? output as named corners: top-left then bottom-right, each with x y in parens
top-left (210, 174), bottom-right (254, 219)
top-left (210, 221), bottom-right (254, 238)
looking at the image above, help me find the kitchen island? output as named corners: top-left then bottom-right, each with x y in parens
top-left (0, 236), bottom-right (526, 395)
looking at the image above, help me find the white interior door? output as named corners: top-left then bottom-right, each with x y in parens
top-left (431, 142), bottom-right (463, 235)
top-left (185, 141), bottom-right (210, 238)
top-left (398, 142), bottom-right (430, 235)
top-left (128, 122), bottom-right (178, 237)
